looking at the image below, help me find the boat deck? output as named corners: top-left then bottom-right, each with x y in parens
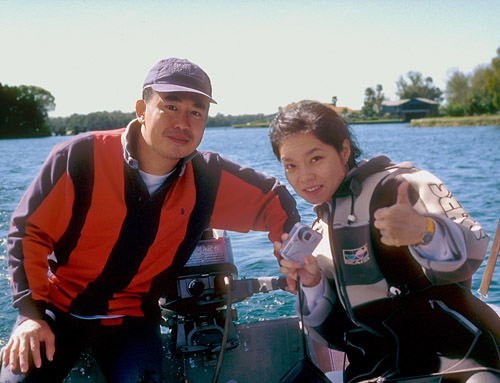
top-left (64, 317), bottom-right (312, 382)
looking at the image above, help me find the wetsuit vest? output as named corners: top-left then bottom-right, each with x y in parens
top-left (309, 156), bottom-right (500, 381)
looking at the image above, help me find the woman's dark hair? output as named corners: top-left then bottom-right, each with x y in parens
top-left (269, 100), bottom-right (361, 169)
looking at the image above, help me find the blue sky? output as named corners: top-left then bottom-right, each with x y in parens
top-left (1, 0), bottom-right (499, 117)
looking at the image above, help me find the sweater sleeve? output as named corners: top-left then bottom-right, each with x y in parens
top-left (7, 142), bottom-right (76, 323)
top-left (409, 219), bottom-right (452, 261)
top-left (296, 276), bottom-right (350, 350)
top-left (298, 275), bottom-right (336, 326)
top-left (208, 154), bottom-right (300, 245)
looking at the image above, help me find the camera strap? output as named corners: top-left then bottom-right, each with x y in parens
top-left (296, 276), bottom-right (308, 358)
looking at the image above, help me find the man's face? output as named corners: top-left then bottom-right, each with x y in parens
top-left (136, 91), bottom-right (209, 174)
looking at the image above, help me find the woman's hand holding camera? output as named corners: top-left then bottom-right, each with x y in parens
top-left (274, 233), bottom-right (321, 294)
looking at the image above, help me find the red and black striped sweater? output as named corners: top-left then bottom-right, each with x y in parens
top-left (7, 122), bottom-right (299, 323)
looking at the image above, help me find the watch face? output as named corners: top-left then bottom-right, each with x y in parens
top-left (422, 232), bottom-right (433, 244)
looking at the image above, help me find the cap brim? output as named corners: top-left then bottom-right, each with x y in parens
top-left (148, 84), bottom-right (217, 104)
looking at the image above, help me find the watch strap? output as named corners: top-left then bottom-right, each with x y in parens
top-left (421, 218), bottom-right (435, 245)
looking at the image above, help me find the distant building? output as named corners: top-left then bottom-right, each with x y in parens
top-left (324, 104), bottom-right (354, 119)
top-left (381, 98), bottom-right (439, 121)
top-left (326, 105), bottom-right (354, 114)
top-left (282, 101), bottom-right (354, 118)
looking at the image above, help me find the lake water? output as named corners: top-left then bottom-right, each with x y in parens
top-left (1, 123), bottom-right (499, 345)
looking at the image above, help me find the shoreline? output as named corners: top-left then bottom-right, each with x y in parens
top-left (348, 119), bottom-right (404, 125)
top-left (231, 115), bottom-right (500, 128)
top-left (410, 115), bottom-right (500, 127)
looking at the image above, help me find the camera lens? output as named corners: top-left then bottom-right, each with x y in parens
top-left (298, 227), bottom-right (309, 241)
top-left (187, 279), bottom-right (205, 297)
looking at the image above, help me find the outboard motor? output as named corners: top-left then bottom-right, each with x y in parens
top-left (162, 229), bottom-right (237, 314)
top-left (160, 229), bottom-right (241, 353)
top-left (160, 229), bottom-right (287, 355)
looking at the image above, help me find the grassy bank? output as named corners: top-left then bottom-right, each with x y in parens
top-left (411, 115), bottom-right (500, 127)
top-left (349, 118), bottom-right (404, 125)
top-left (231, 115), bottom-right (500, 128)
top-left (232, 120), bottom-right (270, 128)
top-left (233, 118), bottom-right (405, 127)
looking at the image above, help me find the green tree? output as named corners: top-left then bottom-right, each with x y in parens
top-left (18, 85), bottom-right (56, 116)
top-left (374, 84), bottom-right (385, 115)
top-left (0, 83), bottom-right (53, 138)
top-left (396, 71), bottom-right (443, 102)
top-left (483, 47), bottom-right (500, 111)
top-left (361, 87), bottom-right (376, 118)
top-left (445, 69), bottom-right (471, 116)
top-left (468, 65), bottom-right (496, 115)
top-left (443, 47), bottom-right (500, 116)
top-left (361, 85), bottom-right (385, 117)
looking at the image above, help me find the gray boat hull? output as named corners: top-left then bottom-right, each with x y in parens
top-left (64, 317), bottom-right (305, 382)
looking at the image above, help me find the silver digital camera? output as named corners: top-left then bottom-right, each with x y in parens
top-left (279, 223), bottom-right (322, 266)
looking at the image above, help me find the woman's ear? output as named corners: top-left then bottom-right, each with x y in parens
top-left (341, 139), bottom-right (351, 164)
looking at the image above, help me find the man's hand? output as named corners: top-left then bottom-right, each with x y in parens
top-left (373, 181), bottom-right (427, 247)
top-left (274, 234), bottom-right (321, 294)
top-left (1, 319), bottom-right (55, 373)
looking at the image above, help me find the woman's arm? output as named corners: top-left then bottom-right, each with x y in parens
top-left (373, 172), bottom-right (489, 285)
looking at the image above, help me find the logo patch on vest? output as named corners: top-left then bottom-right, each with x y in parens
top-left (343, 245), bottom-right (369, 265)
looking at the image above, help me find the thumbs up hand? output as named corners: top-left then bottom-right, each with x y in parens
top-left (373, 181), bottom-right (427, 247)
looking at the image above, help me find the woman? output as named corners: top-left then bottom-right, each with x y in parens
top-left (270, 101), bottom-right (500, 382)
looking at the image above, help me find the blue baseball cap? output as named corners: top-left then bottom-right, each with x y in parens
top-left (143, 58), bottom-right (216, 104)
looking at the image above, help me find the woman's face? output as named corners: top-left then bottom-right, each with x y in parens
top-left (279, 132), bottom-right (351, 205)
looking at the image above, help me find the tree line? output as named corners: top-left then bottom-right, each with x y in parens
top-left (0, 88), bottom-right (275, 138)
top-left (48, 111), bottom-right (276, 135)
top-left (2, 46), bottom-right (499, 138)
top-left (206, 113), bottom-right (275, 127)
top-left (361, 46), bottom-right (500, 119)
top-left (49, 111), bottom-right (137, 136)
top-left (445, 47), bottom-right (500, 116)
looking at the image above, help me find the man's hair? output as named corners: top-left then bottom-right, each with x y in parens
top-left (269, 101), bottom-right (361, 169)
top-left (142, 86), bottom-right (155, 104)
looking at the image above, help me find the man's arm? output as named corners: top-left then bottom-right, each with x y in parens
top-left (207, 154), bottom-right (299, 243)
top-left (5, 142), bottom-right (76, 370)
top-left (7, 144), bottom-right (74, 322)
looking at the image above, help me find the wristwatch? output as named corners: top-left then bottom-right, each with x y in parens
top-left (421, 218), bottom-right (435, 245)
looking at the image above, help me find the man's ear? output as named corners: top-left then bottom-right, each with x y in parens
top-left (136, 99), bottom-right (146, 122)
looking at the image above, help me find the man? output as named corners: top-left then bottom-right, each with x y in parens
top-left (1, 58), bottom-right (299, 382)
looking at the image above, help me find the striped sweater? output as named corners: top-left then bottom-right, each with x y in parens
top-left (7, 121), bottom-right (299, 323)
